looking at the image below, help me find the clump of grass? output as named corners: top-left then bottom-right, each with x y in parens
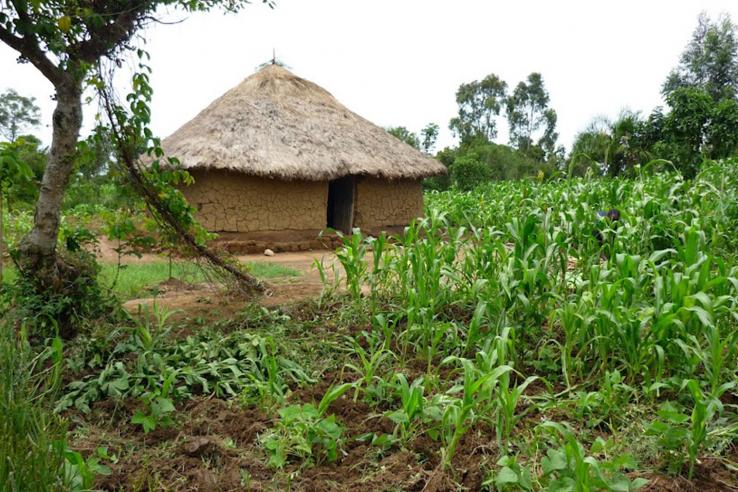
top-left (0, 328), bottom-right (69, 490)
top-left (245, 261), bottom-right (302, 280)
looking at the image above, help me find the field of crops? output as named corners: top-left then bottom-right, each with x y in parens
top-left (4, 160), bottom-right (738, 491)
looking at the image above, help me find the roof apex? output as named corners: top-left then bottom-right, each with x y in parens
top-left (160, 65), bottom-right (446, 181)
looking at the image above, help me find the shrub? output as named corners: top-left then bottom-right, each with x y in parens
top-left (11, 245), bottom-right (121, 340)
top-left (450, 154), bottom-right (490, 191)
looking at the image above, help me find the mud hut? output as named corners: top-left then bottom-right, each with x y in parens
top-left (161, 64), bottom-right (445, 247)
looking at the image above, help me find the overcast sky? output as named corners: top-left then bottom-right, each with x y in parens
top-left (3, 0), bottom-right (738, 152)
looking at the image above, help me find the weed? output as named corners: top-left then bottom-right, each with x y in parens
top-left (260, 383), bottom-right (353, 468)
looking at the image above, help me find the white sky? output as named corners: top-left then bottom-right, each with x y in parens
top-left (2, 0), bottom-right (738, 152)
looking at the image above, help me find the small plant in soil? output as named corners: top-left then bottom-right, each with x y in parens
top-left (260, 383), bottom-right (353, 468)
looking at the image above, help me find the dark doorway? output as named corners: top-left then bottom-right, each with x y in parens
top-left (327, 176), bottom-right (355, 234)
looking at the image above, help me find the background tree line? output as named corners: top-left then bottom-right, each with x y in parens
top-left (388, 12), bottom-right (738, 190)
top-left (571, 13), bottom-right (738, 179)
top-left (6, 11), bottom-right (736, 212)
top-left (0, 89), bottom-right (130, 212)
top-left (389, 70), bottom-right (563, 191)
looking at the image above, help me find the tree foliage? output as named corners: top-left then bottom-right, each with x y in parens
top-left (0, 89), bottom-right (41, 141)
top-left (387, 126), bottom-right (420, 149)
top-left (0, 140), bottom-right (34, 282)
top-left (506, 73), bottom-right (558, 160)
top-left (449, 152), bottom-right (489, 191)
top-left (0, 0), bottom-right (271, 332)
top-left (3, 135), bottom-right (46, 205)
top-left (663, 12), bottom-right (738, 102)
top-left (442, 137), bottom-right (553, 190)
top-left (388, 122), bottom-right (439, 155)
top-left (650, 87), bottom-right (738, 177)
top-left (449, 73), bottom-right (507, 143)
top-left (569, 111), bottom-right (650, 177)
top-left (420, 123), bottom-right (439, 155)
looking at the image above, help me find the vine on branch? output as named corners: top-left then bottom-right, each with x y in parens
top-left (96, 51), bottom-right (264, 294)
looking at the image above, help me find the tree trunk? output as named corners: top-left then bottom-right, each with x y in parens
top-left (0, 191), bottom-right (4, 285)
top-left (18, 81), bottom-right (82, 276)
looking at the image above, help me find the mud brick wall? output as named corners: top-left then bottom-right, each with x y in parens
top-left (353, 177), bottom-right (424, 230)
top-left (181, 170), bottom-right (328, 232)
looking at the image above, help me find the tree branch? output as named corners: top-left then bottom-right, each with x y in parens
top-left (5, 0), bottom-right (68, 85)
top-left (71, 1), bottom-right (147, 63)
top-left (98, 84), bottom-right (265, 295)
top-left (0, 23), bottom-right (64, 86)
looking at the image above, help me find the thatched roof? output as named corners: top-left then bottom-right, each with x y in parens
top-left (160, 64), bottom-right (446, 181)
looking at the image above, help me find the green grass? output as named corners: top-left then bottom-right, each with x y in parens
top-left (101, 261), bottom-right (301, 298)
top-left (0, 327), bottom-right (70, 490)
top-left (99, 261), bottom-right (208, 299)
top-left (1, 260), bottom-right (301, 299)
top-left (245, 261), bottom-right (303, 280)
top-left (0, 267), bottom-right (17, 285)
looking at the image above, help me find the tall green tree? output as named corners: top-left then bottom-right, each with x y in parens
top-left (663, 12), bottom-right (738, 102)
top-left (388, 122), bottom-right (439, 155)
top-left (0, 0), bottom-right (271, 287)
top-left (420, 122), bottom-right (439, 155)
top-left (569, 117), bottom-right (611, 176)
top-left (387, 126), bottom-right (420, 149)
top-left (569, 111), bottom-right (650, 177)
top-left (650, 87), bottom-right (738, 177)
top-left (506, 73), bottom-right (558, 160)
top-left (449, 73), bottom-right (507, 143)
top-left (0, 89), bottom-right (41, 141)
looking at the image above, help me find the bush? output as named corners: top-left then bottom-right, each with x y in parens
top-left (450, 154), bottom-right (490, 191)
top-left (11, 245), bottom-right (121, 340)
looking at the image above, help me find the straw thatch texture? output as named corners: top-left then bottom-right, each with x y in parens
top-left (161, 65), bottom-right (446, 181)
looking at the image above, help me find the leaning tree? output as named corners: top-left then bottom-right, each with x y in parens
top-left (0, 0), bottom-right (269, 293)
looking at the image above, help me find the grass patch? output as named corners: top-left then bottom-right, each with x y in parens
top-left (0, 327), bottom-right (70, 489)
top-left (100, 261), bottom-right (301, 298)
top-left (245, 261), bottom-right (302, 280)
top-left (99, 261), bottom-right (208, 298)
top-left (1, 260), bottom-right (301, 299)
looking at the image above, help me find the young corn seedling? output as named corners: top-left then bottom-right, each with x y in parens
top-left (496, 372), bottom-right (539, 450)
top-left (386, 374), bottom-right (427, 444)
top-left (538, 421), bottom-right (648, 491)
top-left (464, 300), bottom-right (488, 356)
top-left (241, 354), bottom-right (288, 410)
top-left (366, 232), bottom-right (390, 311)
top-left (440, 358), bottom-right (512, 469)
top-left (372, 313), bottom-right (397, 352)
top-left (335, 228), bottom-right (368, 301)
top-left (314, 257), bottom-right (341, 303)
top-left (343, 334), bottom-right (394, 403)
top-left (132, 303), bottom-right (175, 353)
top-left (261, 382), bottom-right (353, 469)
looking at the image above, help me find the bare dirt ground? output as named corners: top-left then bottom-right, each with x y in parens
top-left (242, 250), bottom-right (343, 307)
top-left (115, 247), bottom-right (344, 315)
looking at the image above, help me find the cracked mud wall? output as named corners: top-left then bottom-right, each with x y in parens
top-left (353, 177), bottom-right (424, 230)
top-left (181, 171), bottom-right (424, 235)
top-left (181, 170), bottom-right (327, 232)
